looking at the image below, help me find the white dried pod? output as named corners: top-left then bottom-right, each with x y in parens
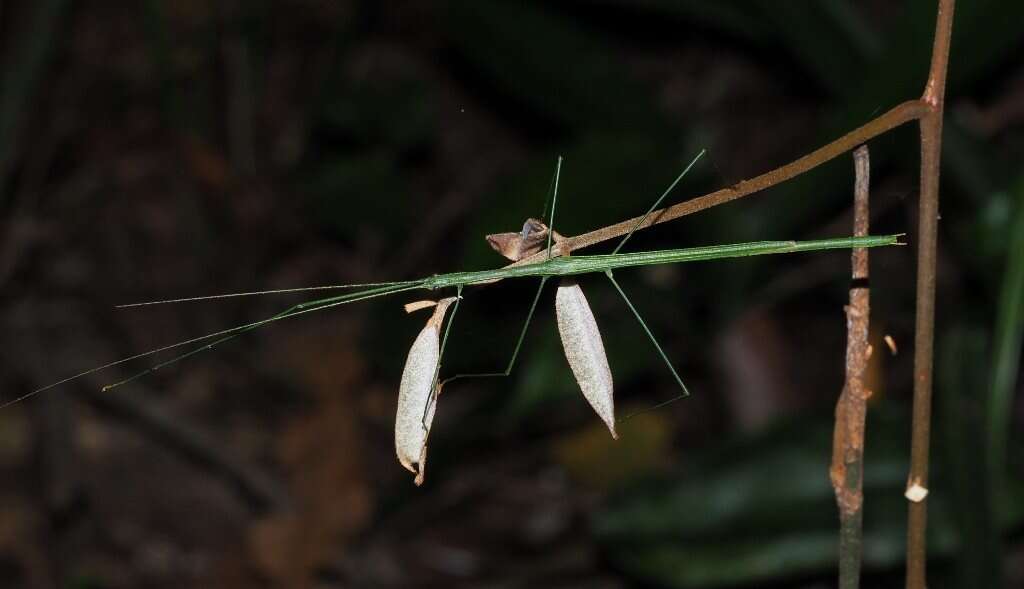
top-left (395, 297), bottom-right (456, 485)
top-left (555, 279), bottom-right (617, 438)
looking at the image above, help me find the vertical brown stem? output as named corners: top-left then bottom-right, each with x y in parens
top-left (831, 146), bottom-right (871, 589)
top-left (906, 1), bottom-right (955, 587)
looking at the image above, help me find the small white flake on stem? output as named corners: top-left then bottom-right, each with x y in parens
top-left (884, 334), bottom-right (898, 355)
top-left (905, 478), bottom-right (929, 503)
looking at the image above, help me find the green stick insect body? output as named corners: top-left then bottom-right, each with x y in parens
top-left (5, 153), bottom-right (903, 486)
top-left (421, 237), bottom-right (897, 289)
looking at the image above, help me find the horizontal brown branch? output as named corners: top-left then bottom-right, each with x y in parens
top-left (508, 100), bottom-right (928, 265)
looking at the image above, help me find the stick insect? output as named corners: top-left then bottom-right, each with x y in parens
top-left (4, 151), bottom-right (902, 485)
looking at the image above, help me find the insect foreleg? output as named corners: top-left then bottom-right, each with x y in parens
top-left (612, 149), bottom-right (706, 255)
top-left (546, 157), bottom-right (563, 260)
top-left (421, 286), bottom-right (465, 429)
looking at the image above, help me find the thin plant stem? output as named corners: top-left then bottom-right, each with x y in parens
top-left (907, 1), bottom-right (956, 587)
top-left (831, 145), bottom-right (871, 589)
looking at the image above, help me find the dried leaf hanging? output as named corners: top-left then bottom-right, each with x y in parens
top-left (555, 279), bottom-right (617, 438)
top-left (395, 297), bottom-right (456, 485)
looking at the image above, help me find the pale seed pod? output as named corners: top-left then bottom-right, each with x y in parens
top-left (555, 279), bottom-right (617, 438)
top-left (395, 297), bottom-right (456, 485)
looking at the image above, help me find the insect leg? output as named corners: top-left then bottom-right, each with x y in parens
top-left (538, 156), bottom-right (560, 225)
top-left (421, 286), bottom-right (465, 429)
top-left (546, 157), bottom-right (563, 259)
top-left (612, 149), bottom-right (706, 255)
top-left (605, 270), bottom-right (690, 398)
top-left (441, 276), bottom-right (549, 386)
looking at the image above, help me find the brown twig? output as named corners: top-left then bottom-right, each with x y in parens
top-left (510, 100), bottom-right (927, 265)
top-left (906, 2), bottom-right (955, 587)
top-left (831, 145), bottom-right (871, 589)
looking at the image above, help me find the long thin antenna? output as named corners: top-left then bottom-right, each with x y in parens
top-left (1, 282), bottom-right (421, 410)
top-left (116, 280), bottom-right (420, 308)
top-left (98, 283), bottom-right (419, 393)
top-left (613, 149), bottom-right (706, 255)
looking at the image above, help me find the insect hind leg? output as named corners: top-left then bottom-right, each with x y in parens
top-left (605, 270), bottom-right (691, 400)
top-left (440, 276), bottom-right (549, 387)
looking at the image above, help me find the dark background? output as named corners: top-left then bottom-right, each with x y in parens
top-left (1, 1), bottom-right (1022, 587)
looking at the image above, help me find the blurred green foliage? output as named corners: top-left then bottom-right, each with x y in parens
top-left (598, 405), bottom-right (1024, 586)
